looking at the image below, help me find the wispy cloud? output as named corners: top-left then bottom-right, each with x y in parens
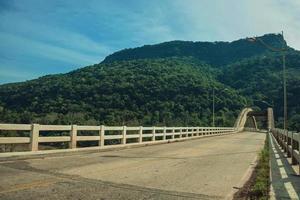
top-left (0, 32), bottom-right (102, 64)
top-left (168, 0), bottom-right (300, 48)
top-left (0, 0), bottom-right (299, 84)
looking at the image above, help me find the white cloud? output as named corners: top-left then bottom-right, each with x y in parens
top-left (0, 13), bottom-right (111, 56)
top-left (1, 0), bottom-right (300, 84)
top-left (169, 0), bottom-right (300, 49)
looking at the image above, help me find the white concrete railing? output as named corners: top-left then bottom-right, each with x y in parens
top-left (0, 124), bottom-right (236, 152)
top-left (271, 128), bottom-right (300, 169)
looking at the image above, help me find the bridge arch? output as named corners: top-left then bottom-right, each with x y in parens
top-left (234, 108), bottom-right (254, 131)
top-left (246, 115), bottom-right (258, 130)
top-left (234, 107), bottom-right (274, 132)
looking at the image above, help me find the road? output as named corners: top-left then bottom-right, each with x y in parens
top-left (0, 132), bottom-right (265, 200)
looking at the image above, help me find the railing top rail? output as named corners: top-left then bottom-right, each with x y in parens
top-left (0, 123), bottom-right (235, 131)
top-left (0, 124), bottom-right (32, 131)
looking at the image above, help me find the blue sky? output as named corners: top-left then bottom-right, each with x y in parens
top-left (0, 0), bottom-right (300, 84)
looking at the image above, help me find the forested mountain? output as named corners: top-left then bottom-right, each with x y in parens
top-left (220, 51), bottom-right (300, 130)
top-left (103, 34), bottom-right (288, 66)
top-left (0, 33), bottom-right (300, 130)
top-left (0, 58), bottom-right (246, 126)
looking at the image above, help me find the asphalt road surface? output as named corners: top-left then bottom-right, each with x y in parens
top-left (0, 132), bottom-right (265, 200)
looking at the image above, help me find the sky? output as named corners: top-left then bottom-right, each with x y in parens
top-left (0, 0), bottom-right (300, 84)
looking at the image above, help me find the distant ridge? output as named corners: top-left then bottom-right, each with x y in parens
top-left (102, 33), bottom-right (286, 66)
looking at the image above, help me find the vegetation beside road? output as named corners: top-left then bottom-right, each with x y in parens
top-left (250, 134), bottom-right (270, 199)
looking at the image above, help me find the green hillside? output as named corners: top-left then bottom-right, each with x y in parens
top-left (0, 58), bottom-right (246, 127)
top-left (220, 52), bottom-right (300, 130)
top-left (0, 33), bottom-right (300, 130)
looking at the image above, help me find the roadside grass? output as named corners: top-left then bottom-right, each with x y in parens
top-left (249, 134), bottom-right (270, 199)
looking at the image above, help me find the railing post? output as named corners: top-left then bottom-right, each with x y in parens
top-left (284, 130), bottom-right (288, 153)
top-left (281, 130), bottom-right (284, 147)
top-left (163, 127), bottom-right (166, 140)
top-left (30, 124), bottom-right (39, 151)
top-left (179, 128), bottom-right (182, 138)
top-left (100, 125), bottom-right (105, 147)
top-left (298, 132), bottom-right (300, 173)
top-left (287, 132), bottom-right (291, 157)
top-left (152, 127), bottom-right (156, 141)
top-left (291, 132), bottom-right (297, 165)
top-left (139, 126), bottom-right (143, 143)
top-left (70, 125), bottom-right (77, 149)
top-left (172, 128), bottom-right (175, 139)
top-left (122, 126), bottom-right (127, 145)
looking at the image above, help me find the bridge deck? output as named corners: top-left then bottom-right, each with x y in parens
top-left (0, 132), bottom-right (265, 200)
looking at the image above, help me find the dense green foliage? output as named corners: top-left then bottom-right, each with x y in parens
top-left (0, 58), bottom-right (246, 126)
top-left (220, 51), bottom-right (300, 130)
top-left (0, 33), bottom-right (300, 130)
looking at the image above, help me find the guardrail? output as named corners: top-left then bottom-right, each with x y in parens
top-left (271, 128), bottom-right (300, 169)
top-left (0, 124), bottom-right (236, 152)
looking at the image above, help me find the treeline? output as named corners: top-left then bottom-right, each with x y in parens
top-left (0, 58), bottom-right (246, 127)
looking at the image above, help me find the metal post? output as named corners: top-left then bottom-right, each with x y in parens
top-left (283, 49), bottom-right (287, 131)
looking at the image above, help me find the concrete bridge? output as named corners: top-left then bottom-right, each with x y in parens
top-left (0, 108), bottom-right (299, 199)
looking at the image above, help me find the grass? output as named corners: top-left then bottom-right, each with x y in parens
top-left (249, 134), bottom-right (270, 199)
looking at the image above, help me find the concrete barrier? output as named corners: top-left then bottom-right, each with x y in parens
top-left (271, 128), bottom-right (300, 171)
top-left (0, 124), bottom-right (236, 152)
